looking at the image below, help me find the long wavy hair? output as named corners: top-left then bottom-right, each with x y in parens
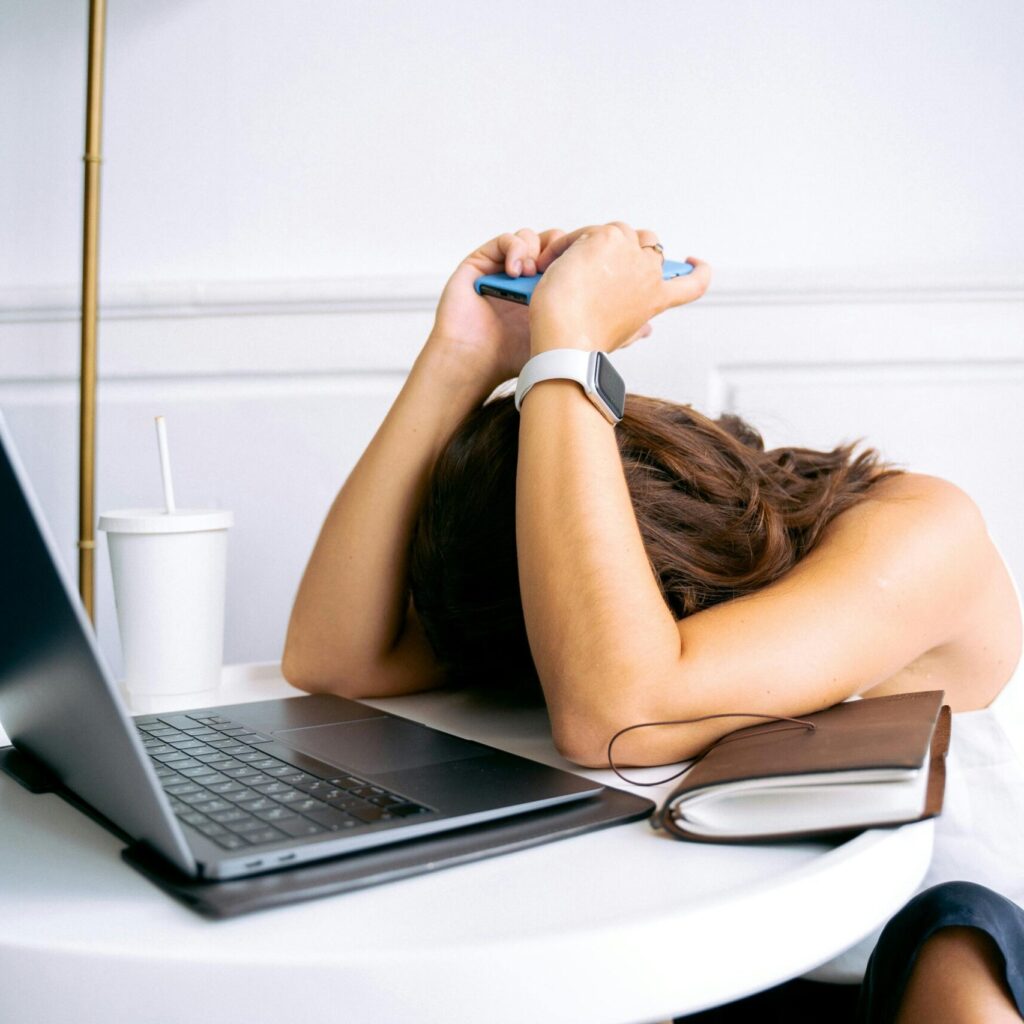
top-left (409, 393), bottom-right (899, 700)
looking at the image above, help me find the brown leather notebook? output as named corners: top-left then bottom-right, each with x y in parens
top-left (656, 691), bottom-right (951, 844)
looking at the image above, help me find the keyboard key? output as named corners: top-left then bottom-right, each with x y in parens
top-left (212, 833), bottom-right (246, 850)
top-left (350, 786), bottom-right (384, 799)
top-left (180, 766), bottom-right (219, 778)
top-left (152, 751), bottom-right (192, 763)
top-left (389, 802), bottom-right (429, 817)
top-left (325, 795), bottom-right (368, 812)
top-left (303, 807), bottom-right (359, 831)
top-left (158, 715), bottom-right (201, 730)
top-left (195, 820), bottom-right (229, 836)
top-left (143, 742), bottom-right (175, 754)
top-left (175, 742), bottom-right (216, 754)
top-left (192, 798), bottom-right (234, 814)
top-left (255, 806), bottom-right (299, 823)
top-left (271, 789), bottom-right (307, 806)
top-left (264, 765), bottom-right (303, 779)
top-left (178, 790), bottom-right (213, 806)
top-left (218, 726), bottom-right (247, 735)
top-left (206, 779), bottom-right (247, 795)
top-left (209, 808), bottom-right (251, 824)
top-left (251, 758), bottom-right (281, 770)
top-left (177, 810), bottom-right (208, 826)
top-left (225, 817), bottom-right (265, 834)
top-left (164, 781), bottom-right (203, 796)
top-left (274, 817), bottom-right (326, 838)
top-left (162, 758), bottom-right (202, 771)
top-left (237, 796), bottom-right (278, 812)
top-left (242, 773), bottom-right (273, 786)
top-left (244, 827), bottom-right (287, 845)
top-left (234, 732), bottom-right (272, 744)
top-left (330, 776), bottom-right (367, 791)
top-left (370, 794), bottom-right (403, 808)
top-left (250, 781), bottom-right (295, 796)
top-left (223, 766), bottom-right (262, 779)
top-left (171, 739), bottom-right (206, 751)
top-left (218, 744), bottom-right (249, 756)
top-left (206, 737), bottom-right (243, 750)
top-left (292, 797), bottom-right (328, 815)
top-left (347, 804), bottom-right (393, 823)
top-left (234, 751), bottom-right (268, 763)
top-left (279, 771), bottom-right (315, 785)
top-left (195, 772), bottom-right (230, 786)
top-left (196, 753), bottom-right (232, 765)
top-left (292, 777), bottom-right (332, 795)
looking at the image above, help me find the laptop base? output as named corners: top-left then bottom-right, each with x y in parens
top-left (1, 743), bottom-right (653, 919)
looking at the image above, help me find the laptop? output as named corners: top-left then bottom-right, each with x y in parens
top-left (0, 413), bottom-right (602, 880)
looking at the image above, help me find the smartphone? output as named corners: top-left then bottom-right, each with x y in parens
top-left (474, 259), bottom-right (695, 306)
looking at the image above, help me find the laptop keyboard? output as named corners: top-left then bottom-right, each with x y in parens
top-left (135, 712), bottom-right (431, 852)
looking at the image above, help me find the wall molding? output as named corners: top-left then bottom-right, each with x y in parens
top-left (2, 270), bottom-right (1022, 325)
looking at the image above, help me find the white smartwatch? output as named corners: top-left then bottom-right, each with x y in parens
top-left (514, 350), bottom-right (626, 425)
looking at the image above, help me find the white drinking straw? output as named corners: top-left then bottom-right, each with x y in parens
top-left (154, 415), bottom-right (177, 514)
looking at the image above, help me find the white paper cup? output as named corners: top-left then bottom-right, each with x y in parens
top-left (99, 508), bottom-right (233, 713)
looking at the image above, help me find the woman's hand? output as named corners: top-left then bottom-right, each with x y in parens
top-left (427, 228), bottom-right (566, 391)
top-left (529, 221), bottom-right (711, 355)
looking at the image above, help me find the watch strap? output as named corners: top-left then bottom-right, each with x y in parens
top-left (515, 349), bottom-right (625, 424)
top-left (514, 350), bottom-right (594, 412)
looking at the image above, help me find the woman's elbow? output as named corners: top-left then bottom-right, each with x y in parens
top-left (280, 644), bottom-right (361, 698)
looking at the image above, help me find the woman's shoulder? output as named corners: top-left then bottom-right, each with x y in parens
top-left (843, 472), bottom-right (1022, 708)
top-left (856, 471), bottom-right (986, 529)
top-left (820, 471), bottom-right (990, 578)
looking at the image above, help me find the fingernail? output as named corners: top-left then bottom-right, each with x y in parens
top-left (524, 259), bottom-right (536, 276)
top-left (511, 259), bottom-right (523, 275)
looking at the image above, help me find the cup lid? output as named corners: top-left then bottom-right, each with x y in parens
top-left (98, 508), bottom-right (234, 534)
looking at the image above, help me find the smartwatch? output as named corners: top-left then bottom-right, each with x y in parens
top-left (514, 350), bottom-right (626, 425)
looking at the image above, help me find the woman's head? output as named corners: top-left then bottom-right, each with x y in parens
top-left (409, 393), bottom-right (898, 700)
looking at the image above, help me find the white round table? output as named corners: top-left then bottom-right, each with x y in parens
top-left (0, 663), bottom-right (933, 1024)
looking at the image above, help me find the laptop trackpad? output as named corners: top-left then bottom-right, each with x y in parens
top-left (272, 717), bottom-right (492, 775)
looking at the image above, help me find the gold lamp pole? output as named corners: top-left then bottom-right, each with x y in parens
top-left (79, 0), bottom-right (107, 621)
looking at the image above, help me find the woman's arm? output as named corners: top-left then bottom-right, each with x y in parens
top-left (282, 228), bottom-right (565, 697)
top-left (519, 223), bottom-right (1009, 766)
top-left (282, 345), bottom-right (493, 697)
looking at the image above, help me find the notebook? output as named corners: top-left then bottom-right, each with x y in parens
top-left (652, 691), bottom-right (950, 843)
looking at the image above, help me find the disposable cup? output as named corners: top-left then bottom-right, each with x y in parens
top-left (99, 508), bottom-right (233, 714)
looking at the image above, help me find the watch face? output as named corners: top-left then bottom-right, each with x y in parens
top-left (593, 352), bottom-right (626, 420)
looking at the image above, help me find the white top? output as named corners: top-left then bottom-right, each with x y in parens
top-left (808, 558), bottom-right (1024, 983)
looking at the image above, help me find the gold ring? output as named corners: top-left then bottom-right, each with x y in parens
top-left (641, 243), bottom-right (664, 257)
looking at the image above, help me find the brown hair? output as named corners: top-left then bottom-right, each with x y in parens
top-left (409, 393), bottom-right (899, 700)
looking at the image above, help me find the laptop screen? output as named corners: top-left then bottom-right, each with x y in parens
top-left (0, 414), bottom-right (195, 872)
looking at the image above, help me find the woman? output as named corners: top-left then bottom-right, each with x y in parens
top-left (282, 224), bottom-right (1024, 1020)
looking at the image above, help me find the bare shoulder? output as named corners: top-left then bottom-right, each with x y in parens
top-left (836, 472), bottom-right (1021, 707)
top-left (860, 471), bottom-right (984, 524)
top-left (816, 472), bottom-right (990, 581)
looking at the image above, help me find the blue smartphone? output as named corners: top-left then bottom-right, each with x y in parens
top-left (474, 259), bottom-right (694, 305)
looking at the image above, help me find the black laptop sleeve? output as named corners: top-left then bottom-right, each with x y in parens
top-left (0, 744), bottom-right (653, 919)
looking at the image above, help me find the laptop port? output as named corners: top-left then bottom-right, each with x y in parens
top-left (277, 852), bottom-right (297, 863)
top-left (244, 859), bottom-right (263, 869)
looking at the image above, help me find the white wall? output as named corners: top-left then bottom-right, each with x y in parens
top-left (1, 0), bottom-right (1022, 674)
